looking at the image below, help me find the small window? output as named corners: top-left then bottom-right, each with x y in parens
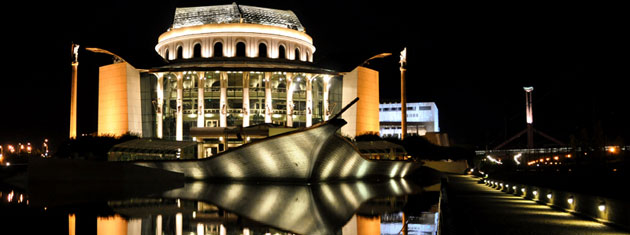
top-left (278, 45), bottom-right (286, 59)
top-left (214, 42), bottom-right (223, 57)
top-left (176, 46), bottom-right (183, 59)
top-left (193, 43), bottom-right (202, 58)
top-left (236, 42), bottom-right (246, 57)
top-left (259, 43), bottom-right (268, 58)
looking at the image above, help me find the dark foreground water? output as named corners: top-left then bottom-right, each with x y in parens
top-left (0, 178), bottom-right (440, 235)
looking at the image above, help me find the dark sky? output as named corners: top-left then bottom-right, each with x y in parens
top-left (1, 0), bottom-right (628, 150)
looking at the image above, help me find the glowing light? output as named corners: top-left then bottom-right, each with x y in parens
top-left (553, 156), bottom-right (559, 161)
top-left (567, 197), bottom-right (574, 205)
top-left (566, 154), bottom-right (572, 158)
top-left (521, 188), bottom-right (526, 193)
top-left (608, 146), bottom-right (617, 153)
top-left (547, 193), bottom-right (552, 199)
top-left (513, 186), bottom-right (517, 190)
top-left (514, 153), bottom-right (522, 165)
top-left (598, 203), bottom-right (606, 212)
top-left (533, 190), bottom-right (538, 196)
top-left (486, 155), bottom-right (503, 164)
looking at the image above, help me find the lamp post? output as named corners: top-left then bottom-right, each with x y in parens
top-left (70, 43), bottom-right (80, 139)
top-left (360, 52), bottom-right (392, 67)
top-left (400, 47), bottom-right (407, 140)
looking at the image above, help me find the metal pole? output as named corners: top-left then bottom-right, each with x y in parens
top-left (524, 87), bottom-right (534, 148)
top-left (69, 43), bottom-right (79, 139)
top-left (400, 48), bottom-right (407, 140)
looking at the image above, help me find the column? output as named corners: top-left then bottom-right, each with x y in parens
top-left (155, 215), bottom-right (162, 235)
top-left (242, 72), bottom-right (250, 127)
top-left (69, 45), bottom-right (79, 139)
top-left (219, 72), bottom-right (228, 127)
top-left (264, 72), bottom-right (272, 123)
top-left (306, 74), bottom-right (313, 127)
top-left (197, 72), bottom-right (205, 128)
top-left (285, 73), bottom-right (293, 127)
top-left (156, 73), bottom-right (164, 139)
top-left (176, 72), bottom-right (183, 141)
top-left (323, 75), bottom-right (330, 121)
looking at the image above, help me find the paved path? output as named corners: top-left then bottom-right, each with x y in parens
top-left (444, 174), bottom-right (629, 235)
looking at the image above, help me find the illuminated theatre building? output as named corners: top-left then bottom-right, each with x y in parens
top-left (98, 3), bottom-right (380, 158)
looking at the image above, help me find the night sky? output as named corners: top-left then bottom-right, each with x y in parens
top-left (2, 0), bottom-right (628, 150)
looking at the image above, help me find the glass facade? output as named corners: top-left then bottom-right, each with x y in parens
top-left (157, 71), bottom-right (341, 140)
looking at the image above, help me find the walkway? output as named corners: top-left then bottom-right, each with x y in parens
top-left (443, 174), bottom-right (629, 235)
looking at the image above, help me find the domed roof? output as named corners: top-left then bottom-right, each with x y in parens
top-left (172, 2), bottom-right (305, 32)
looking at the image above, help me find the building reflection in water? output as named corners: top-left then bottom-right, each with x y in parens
top-left (70, 179), bottom-right (439, 235)
top-left (2, 179), bottom-right (440, 235)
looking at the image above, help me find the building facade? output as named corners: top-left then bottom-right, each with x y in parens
top-left (379, 102), bottom-right (439, 138)
top-left (96, 3), bottom-right (391, 157)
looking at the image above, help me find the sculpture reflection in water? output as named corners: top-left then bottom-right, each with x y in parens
top-left (106, 179), bottom-right (438, 235)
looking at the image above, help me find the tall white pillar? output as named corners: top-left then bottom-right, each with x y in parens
top-left (285, 73), bottom-right (294, 127)
top-left (242, 72), bottom-right (250, 127)
top-left (306, 74), bottom-right (313, 127)
top-left (323, 75), bottom-right (331, 121)
top-left (219, 72), bottom-right (228, 127)
top-left (197, 72), bottom-right (205, 128)
top-left (155, 215), bottom-right (162, 235)
top-left (264, 72), bottom-right (272, 123)
top-left (175, 212), bottom-right (183, 235)
top-left (176, 72), bottom-right (184, 141)
top-left (156, 73), bottom-right (164, 139)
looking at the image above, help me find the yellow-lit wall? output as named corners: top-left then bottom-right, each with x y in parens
top-left (357, 215), bottom-right (381, 235)
top-left (98, 62), bottom-right (142, 137)
top-left (342, 66), bottom-right (380, 137)
top-left (97, 215), bottom-right (128, 235)
top-left (355, 67), bottom-right (380, 136)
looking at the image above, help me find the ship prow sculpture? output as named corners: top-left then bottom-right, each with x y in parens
top-left (135, 98), bottom-right (421, 181)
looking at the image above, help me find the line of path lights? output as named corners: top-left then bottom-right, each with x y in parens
top-left (481, 178), bottom-right (624, 228)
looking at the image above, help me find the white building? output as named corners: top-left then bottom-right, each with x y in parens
top-left (379, 102), bottom-right (439, 138)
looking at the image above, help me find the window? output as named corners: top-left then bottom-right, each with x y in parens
top-left (259, 43), bottom-right (267, 58)
top-left (164, 49), bottom-right (170, 60)
top-left (278, 45), bottom-right (286, 59)
top-left (236, 42), bottom-right (246, 57)
top-left (193, 43), bottom-right (202, 58)
top-left (176, 46), bottom-right (183, 60)
top-left (418, 106), bottom-right (431, 110)
top-left (214, 42), bottom-right (223, 57)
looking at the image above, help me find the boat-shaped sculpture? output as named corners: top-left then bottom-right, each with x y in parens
top-left (135, 99), bottom-right (420, 181)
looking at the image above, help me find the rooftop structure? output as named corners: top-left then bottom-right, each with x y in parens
top-left (172, 3), bottom-right (305, 31)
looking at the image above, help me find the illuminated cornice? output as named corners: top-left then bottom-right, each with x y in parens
top-left (158, 23), bottom-right (313, 45)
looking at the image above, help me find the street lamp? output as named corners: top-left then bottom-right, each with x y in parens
top-left (360, 52), bottom-right (392, 67)
top-left (400, 47), bottom-right (408, 140)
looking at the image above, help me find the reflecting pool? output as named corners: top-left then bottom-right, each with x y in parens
top-left (1, 178), bottom-right (440, 235)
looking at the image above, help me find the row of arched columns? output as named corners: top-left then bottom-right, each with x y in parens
top-left (158, 35), bottom-right (314, 62)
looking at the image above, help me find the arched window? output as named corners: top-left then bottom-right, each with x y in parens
top-left (295, 48), bottom-right (300, 61)
top-left (164, 49), bottom-right (170, 60)
top-left (236, 42), bottom-right (246, 57)
top-left (193, 43), bottom-right (202, 58)
top-left (258, 43), bottom-right (268, 58)
top-left (214, 42), bottom-right (223, 57)
top-left (176, 46), bottom-right (183, 60)
top-left (278, 45), bottom-right (286, 59)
